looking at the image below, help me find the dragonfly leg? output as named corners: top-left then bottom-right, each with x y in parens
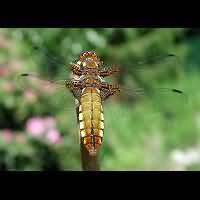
top-left (99, 67), bottom-right (120, 77)
top-left (65, 80), bottom-right (83, 99)
top-left (69, 63), bottom-right (83, 76)
top-left (100, 82), bottom-right (120, 100)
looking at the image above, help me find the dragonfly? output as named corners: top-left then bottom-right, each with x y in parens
top-left (18, 50), bottom-right (187, 156)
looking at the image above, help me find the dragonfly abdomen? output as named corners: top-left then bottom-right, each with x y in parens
top-left (79, 87), bottom-right (104, 156)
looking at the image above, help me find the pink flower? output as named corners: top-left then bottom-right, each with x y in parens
top-left (2, 129), bottom-right (13, 143)
top-left (24, 89), bottom-right (37, 102)
top-left (25, 116), bottom-right (60, 143)
top-left (46, 129), bottom-right (62, 144)
top-left (0, 66), bottom-right (10, 76)
top-left (26, 117), bottom-right (45, 137)
top-left (40, 81), bottom-right (56, 94)
top-left (44, 117), bottom-right (56, 129)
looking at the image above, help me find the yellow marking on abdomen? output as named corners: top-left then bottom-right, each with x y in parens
top-left (79, 87), bottom-right (104, 154)
top-left (79, 112), bottom-right (83, 121)
top-left (79, 121), bottom-right (84, 130)
top-left (101, 113), bottom-right (104, 121)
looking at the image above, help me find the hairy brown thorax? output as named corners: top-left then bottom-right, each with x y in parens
top-left (65, 51), bottom-right (120, 155)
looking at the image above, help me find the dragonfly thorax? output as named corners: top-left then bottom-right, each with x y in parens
top-left (83, 77), bottom-right (103, 88)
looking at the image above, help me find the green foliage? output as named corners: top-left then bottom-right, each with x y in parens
top-left (0, 28), bottom-right (199, 170)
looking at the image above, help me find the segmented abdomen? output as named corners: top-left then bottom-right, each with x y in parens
top-left (79, 87), bottom-right (104, 155)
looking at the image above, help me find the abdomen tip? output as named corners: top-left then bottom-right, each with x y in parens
top-left (89, 150), bottom-right (97, 156)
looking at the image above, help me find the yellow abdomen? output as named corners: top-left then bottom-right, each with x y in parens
top-left (79, 87), bottom-right (104, 155)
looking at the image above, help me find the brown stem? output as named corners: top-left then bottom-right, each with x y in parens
top-left (75, 101), bottom-right (100, 171)
top-left (80, 143), bottom-right (100, 171)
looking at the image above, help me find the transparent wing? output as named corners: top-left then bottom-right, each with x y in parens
top-left (103, 53), bottom-right (178, 71)
top-left (8, 42), bottom-right (81, 150)
top-left (29, 44), bottom-right (76, 77)
top-left (15, 72), bottom-right (77, 113)
top-left (31, 45), bottom-right (179, 77)
top-left (131, 53), bottom-right (177, 68)
top-left (123, 85), bottom-right (187, 114)
top-left (101, 83), bottom-right (188, 155)
top-left (31, 45), bottom-right (71, 68)
top-left (129, 53), bottom-right (182, 82)
top-left (102, 53), bottom-right (187, 138)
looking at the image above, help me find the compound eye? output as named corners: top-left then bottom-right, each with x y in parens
top-left (92, 54), bottom-right (97, 60)
top-left (80, 54), bottom-right (84, 60)
top-left (80, 52), bottom-right (87, 61)
top-left (84, 51), bottom-right (90, 56)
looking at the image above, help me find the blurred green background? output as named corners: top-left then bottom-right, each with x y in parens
top-left (0, 28), bottom-right (199, 171)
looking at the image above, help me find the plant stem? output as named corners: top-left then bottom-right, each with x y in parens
top-left (80, 143), bottom-right (100, 171)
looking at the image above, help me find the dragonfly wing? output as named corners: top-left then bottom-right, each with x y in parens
top-left (102, 52), bottom-right (186, 120)
top-left (112, 53), bottom-right (182, 84)
top-left (101, 84), bottom-right (188, 157)
top-left (126, 53), bottom-right (179, 70)
top-left (15, 72), bottom-right (80, 144)
top-left (133, 53), bottom-right (177, 67)
top-left (15, 72), bottom-right (76, 113)
top-left (104, 83), bottom-right (188, 122)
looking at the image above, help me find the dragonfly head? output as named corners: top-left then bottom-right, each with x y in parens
top-left (78, 51), bottom-right (101, 69)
